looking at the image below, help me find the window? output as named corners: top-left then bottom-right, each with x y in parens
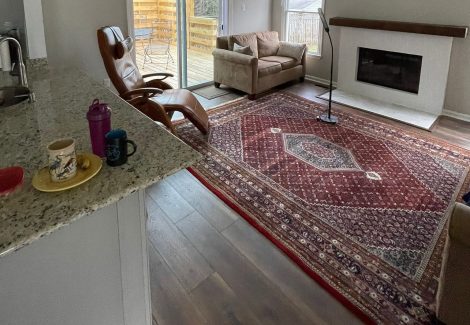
top-left (284, 0), bottom-right (324, 56)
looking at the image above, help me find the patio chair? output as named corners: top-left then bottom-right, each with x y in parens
top-left (97, 26), bottom-right (209, 135)
top-left (134, 15), bottom-right (152, 49)
top-left (142, 19), bottom-right (175, 69)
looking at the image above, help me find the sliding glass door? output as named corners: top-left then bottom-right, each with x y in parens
top-left (132, 0), bottom-right (227, 89)
top-left (184, 0), bottom-right (225, 88)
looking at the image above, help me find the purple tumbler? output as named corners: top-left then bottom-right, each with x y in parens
top-left (87, 99), bottom-right (112, 157)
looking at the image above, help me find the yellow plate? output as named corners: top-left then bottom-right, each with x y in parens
top-left (32, 153), bottom-right (103, 192)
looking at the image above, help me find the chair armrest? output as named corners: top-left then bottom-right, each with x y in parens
top-left (142, 72), bottom-right (174, 80)
top-left (121, 87), bottom-right (163, 100)
top-left (212, 48), bottom-right (257, 66)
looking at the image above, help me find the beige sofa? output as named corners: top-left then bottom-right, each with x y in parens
top-left (212, 31), bottom-right (306, 99)
top-left (436, 202), bottom-right (470, 324)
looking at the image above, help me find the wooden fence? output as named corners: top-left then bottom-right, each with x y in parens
top-left (133, 0), bottom-right (218, 53)
top-left (287, 11), bottom-right (321, 54)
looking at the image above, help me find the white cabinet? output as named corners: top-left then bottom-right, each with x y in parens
top-left (0, 190), bottom-right (151, 325)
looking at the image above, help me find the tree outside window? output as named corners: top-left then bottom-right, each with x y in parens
top-left (194, 0), bottom-right (218, 17)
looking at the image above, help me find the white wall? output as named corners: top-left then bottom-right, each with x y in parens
top-left (0, 0), bottom-right (25, 28)
top-left (0, 0), bottom-right (47, 60)
top-left (41, 0), bottom-right (128, 83)
top-left (40, 0), bottom-right (271, 84)
top-left (23, 0), bottom-right (47, 59)
top-left (229, 0), bottom-right (272, 34)
top-left (272, 0), bottom-right (470, 116)
top-left (0, 0), bottom-right (27, 57)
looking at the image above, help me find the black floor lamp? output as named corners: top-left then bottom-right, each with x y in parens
top-left (317, 8), bottom-right (338, 124)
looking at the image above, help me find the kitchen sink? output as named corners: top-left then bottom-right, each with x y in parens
top-left (0, 86), bottom-right (32, 108)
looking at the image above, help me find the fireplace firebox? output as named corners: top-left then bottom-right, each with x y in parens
top-left (357, 47), bottom-right (423, 94)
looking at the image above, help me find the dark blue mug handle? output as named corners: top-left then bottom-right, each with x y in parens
top-left (126, 140), bottom-right (137, 157)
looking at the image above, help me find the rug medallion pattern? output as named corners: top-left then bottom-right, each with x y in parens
top-left (176, 92), bottom-right (470, 324)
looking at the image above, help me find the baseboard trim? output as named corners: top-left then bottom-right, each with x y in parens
top-left (442, 109), bottom-right (470, 122)
top-left (305, 75), bottom-right (338, 88)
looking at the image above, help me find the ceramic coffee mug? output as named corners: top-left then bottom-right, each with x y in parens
top-left (105, 129), bottom-right (137, 167)
top-left (48, 138), bottom-right (77, 182)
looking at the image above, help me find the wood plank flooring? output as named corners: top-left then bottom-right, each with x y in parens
top-left (146, 81), bottom-right (470, 325)
top-left (135, 46), bottom-right (213, 88)
top-left (146, 169), bottom-right (362, 325)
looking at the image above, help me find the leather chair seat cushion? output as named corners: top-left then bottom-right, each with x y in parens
top-left (260, 56), bottom-right (300, 70)
top-left (257, 60), bottom-right (282, 77)
top-left (151, 89), bottom-right (209, 131)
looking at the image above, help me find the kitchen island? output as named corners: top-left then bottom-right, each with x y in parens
top-left (0, 64), bottom-right (201, 325)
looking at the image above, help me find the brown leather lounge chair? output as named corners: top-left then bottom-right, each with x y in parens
top-left (97, 26), bottom-right (209, 134)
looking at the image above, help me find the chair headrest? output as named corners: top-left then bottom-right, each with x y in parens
top-left (106, 26), bottom-right (134, 59)
top-left (97, 26), bottom-right (145, 96)
top-left (115, 36), bottom-right (134, 59)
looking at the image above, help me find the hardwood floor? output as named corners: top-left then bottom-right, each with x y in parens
top-left (146, 81), bottom-right (470, 325)
top-left (146, 170), bottom-right (362, 325)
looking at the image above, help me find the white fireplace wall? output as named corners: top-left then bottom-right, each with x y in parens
top-left (337, 27), bottom-right (453, 115)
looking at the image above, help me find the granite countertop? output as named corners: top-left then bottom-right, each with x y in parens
top-left (0, 65), bottom-right (201, 257)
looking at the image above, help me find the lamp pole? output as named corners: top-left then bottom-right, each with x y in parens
top-left (318, 8), bottom-right (338, 124)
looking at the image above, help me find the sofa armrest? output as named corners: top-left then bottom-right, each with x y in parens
top-left (435, 202), bottom-right (470, 324)
top-left (212, 48), bottom-right (257, 66)
top-left (212, 48), bottom-right (258, 94)
top-left (449, 203), bottom-right (470, 246)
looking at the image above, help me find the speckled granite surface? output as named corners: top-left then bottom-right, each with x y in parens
top-left (0, 70), bottom-right (17, 87)
top-left (0, 66), bottom-right (201, 257)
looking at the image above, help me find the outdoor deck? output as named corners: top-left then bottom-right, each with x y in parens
top-left (135, 44), bottom-right (214, 88)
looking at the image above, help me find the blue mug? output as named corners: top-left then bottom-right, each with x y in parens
top-left (105, 129), bottom-right (137, 166)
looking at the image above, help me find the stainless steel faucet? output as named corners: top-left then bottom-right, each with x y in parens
top-left (0, 36), bottom-right (34, 102)
top-left (0, 37), bottom-right (28, 87)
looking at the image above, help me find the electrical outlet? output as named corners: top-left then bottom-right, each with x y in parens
top-left (103, 78), bottom-right (111, 88)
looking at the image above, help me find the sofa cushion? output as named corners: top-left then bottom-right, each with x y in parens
top-left (277, 41), bottom-right (306, 62)
top-left (229, 33), bottom-right (258, 58)
top-left (256, 31), bottom-right (280, 57)
top-left (233, 43), bottom-right (254, 56)
top-left (216, 36), bottom-right (229, 50)
top-left (260, 56), bottom-right (299, 70)
top-left (258, 60), bottom-right (282, 77)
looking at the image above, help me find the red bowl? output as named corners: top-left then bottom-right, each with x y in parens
top-left (0, 166), bottom-right (24, 196)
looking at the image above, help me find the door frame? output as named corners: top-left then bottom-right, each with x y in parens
top-left (187, 0), bottom-right (229, 90)
top-left (126, 0), bottom-right (229, 89)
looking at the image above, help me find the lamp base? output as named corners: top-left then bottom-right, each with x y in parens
top-left (317, 113), bottom-right (338, 124)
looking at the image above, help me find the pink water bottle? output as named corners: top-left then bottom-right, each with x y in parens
top-left (87, 99), bottom-right (112, 157)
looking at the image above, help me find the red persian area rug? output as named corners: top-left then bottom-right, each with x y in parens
top-left (176, 92), bottom-right (470, 324)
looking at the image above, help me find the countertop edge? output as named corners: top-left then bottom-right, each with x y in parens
top-left (0, 158), bottom-right (199, 259)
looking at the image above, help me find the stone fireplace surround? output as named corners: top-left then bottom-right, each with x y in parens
top-left (319, 19), bottom-right (468, 130)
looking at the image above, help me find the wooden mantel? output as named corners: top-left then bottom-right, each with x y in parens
top-left (329, 17), bottom-right (468, 38)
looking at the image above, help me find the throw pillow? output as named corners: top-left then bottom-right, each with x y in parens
top-left (256, 31), bottom-right (280, 57)
top-left (229, 33), bottom-right (258, 58)
top-left (277, 42), bottom-right (307, 62)
top-left (233, 43), bottom-right (254, 56)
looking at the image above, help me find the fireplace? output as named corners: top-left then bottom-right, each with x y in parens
top-left (333, 26), bottom-right (454, 120)
top-left (357, 47), bottom-right (423, 94)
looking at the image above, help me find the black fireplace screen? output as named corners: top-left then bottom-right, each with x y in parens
top-left (357, 47), bottom-right (423, 94)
